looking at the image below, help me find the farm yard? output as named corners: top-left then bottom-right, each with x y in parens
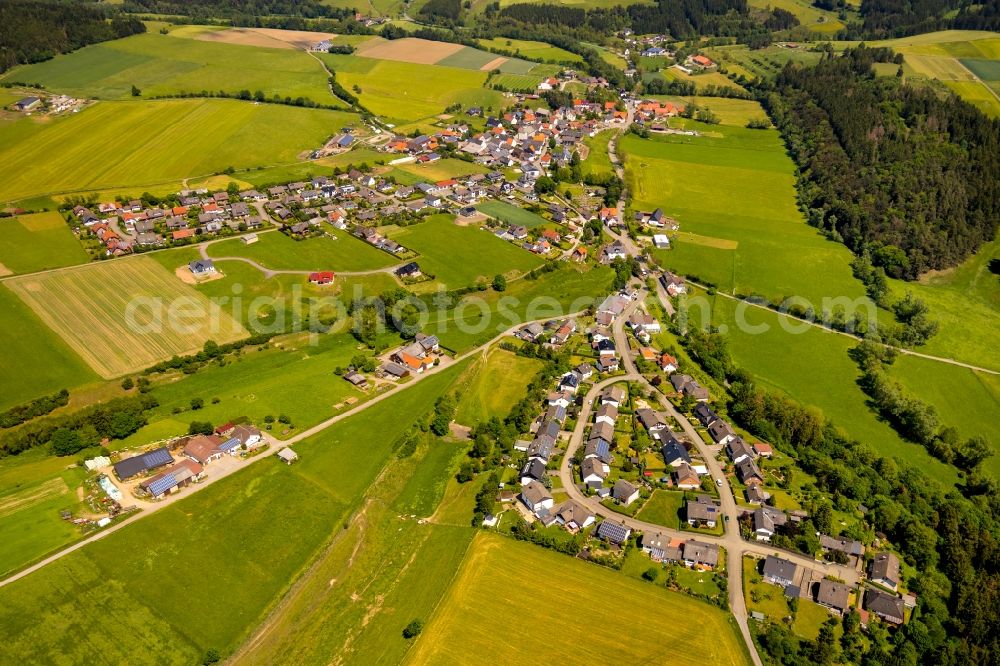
top-left (0, 212), bottom-right (89, 274)
top-left (622, 116), bottom-right (866, 306)
top-left (386, 214), bottom-right (544, 288)
top-left (0, 99), bottom-right (359, 205)
top-left (0, 32), bottom-right (337, 103)
top-left (0, 285), bottom-right (98, 411)
top-left (5, 257), bottom-right (246, 378)
top-left (406, 533), bottom-right (751, 665)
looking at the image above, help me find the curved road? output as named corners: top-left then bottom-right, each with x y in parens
top-left (557, 288), bottom-right (860, 666)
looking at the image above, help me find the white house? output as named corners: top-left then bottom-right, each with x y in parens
top-left (520, 480), bottom-right (554, 515)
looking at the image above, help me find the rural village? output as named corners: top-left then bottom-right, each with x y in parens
top-left (0, 6), bottom-right (996, 666)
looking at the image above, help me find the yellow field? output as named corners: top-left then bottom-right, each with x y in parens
top-left (673, 231), bottom-right (740, 249)
top-left (406, 533), bottom-right (751, 665)
top-left (6, 257), bottom-right (246, 378)
top-left (904, 54), bottom-right (976, 80)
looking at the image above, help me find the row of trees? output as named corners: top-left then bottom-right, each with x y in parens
top-left (0, 389), bottom-right (69, 429)
top-left (0, 394), bottom-right (159, 458)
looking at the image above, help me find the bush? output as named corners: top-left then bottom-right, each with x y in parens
top-left (402, 619), bottom-right (423, 639)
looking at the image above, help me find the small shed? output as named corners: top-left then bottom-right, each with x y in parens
top-left (277, 448), bottom-right (298, 464)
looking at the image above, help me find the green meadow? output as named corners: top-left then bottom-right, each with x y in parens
top-left (0, 285), bottom-right (98, 411)
top-left (622, 119), bottom-right (866, 307)
top-left (0, 361), bottom-right (468, 664)
top-left (0, 99), bottom-right (358, 204)
top-left (581, 129), bottom-right (616, 180)
top-left (0, 212), bottom-right (89, 274)
top-left (702, 293), bottom-right (959, 484)
top-left (206, 227), bottom-right (398, 273)
top-left (476, 199), bottom-right (549, 228)
top-left (885, 239), bottom-right (1000, 372)
top-left (387, 214), bottom-right (544, 288)
top-left (454, 346), bottom-right (544, 425)
top-left (0, 32), bottom-right (334, 103)
top-left (320, 54), bottom-right (505, 123)
top-left (477, 37), bottom-right (584, 63)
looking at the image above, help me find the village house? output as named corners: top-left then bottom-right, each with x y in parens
top-left (820, 535), bottom-right (866, 561)
top-left (584, 437), bottom-right (613, 465)
top-left (736, 457), bottom-right (764, 486)
top-left (188, 259), bottom-right (216, 276)
top-left (581, 457), bottom-right (609, 487)
top-left (183, 434), bottom-right (226, 465)
top-left (686, 495), bottom-right (719, 528)
top-left (869, 552), bottom-right (901, 591)
top-left (595, 520), bottom-right (631, 546)
top-left (683, 540), bottom-right (719, 570)
top-left (613, 479), bottom-right (640, 506)
top-left (693, 403), bottom-right (719, 427)
top-left (753, 507), bottom-right (788, 541)
top-left (636, 408), bottom-right (668, 437)
top-left (864, 589), bottom-right (905, 625)
top-left (709, 420), bottom-right (738, 446)
top-left (640, 531), bottom-right (681, 563)
top-left (661, 271), bottom-right (687, 296)
top-left (520, 480), bottom-right (554, 517)
top-left (816, 579), bottom-right (852, 615)
top-left (520, 458), bottom-right (547, 486)
top-left (661, 437), bottom-right (691, 467)
top-left (548, 500), bottom-right (595, 532)
top-left (762, 555), bottom-right (798, 588)
top-left (673, 462), bottom-right (701, 490)
top-left (670, 374), bottom-right (709, 401)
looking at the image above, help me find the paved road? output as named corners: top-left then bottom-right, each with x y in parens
top-left (557, 287), bottom-right (860, 666)
top-left (0, 313), bottom-right (582, 589)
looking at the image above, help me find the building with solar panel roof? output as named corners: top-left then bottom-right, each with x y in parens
top-left (113, 447), bottom-right (174, 481)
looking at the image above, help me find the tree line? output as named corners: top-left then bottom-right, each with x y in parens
top-left (0, 389), bottom-right (69, 429)
top-left (0, 0), bottom-right (146, 73)
top-left (762, 46), bottom-right (1000, 279)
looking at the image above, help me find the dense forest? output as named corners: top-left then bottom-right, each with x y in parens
top-left (684, 327), bottom-right (1000, 665)
top-left (856, 0), bottom-right (1000, 38)
top-left (763, 46), bottom-right (1000, 279)
top-left (0, 0), bottom-right (145, 73)
top-left (122, 0), bottom-right (345, 19)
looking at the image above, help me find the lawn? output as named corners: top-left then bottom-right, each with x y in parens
top-left (406, 532), bottom-right (750, 665)
top-left (0, 32), bottom-right (334, 103)
top-left (387, 214), bottom-right (544, 288)
top-left (652, 96), bottom-right (770, 127)
top-left (621, 126), bottom-right (866, 307)
top-left (0, 212), bottom-right (89, 275)
top-left (0, 360), bottom-right (471, 664)
top-left (206, 227), bottom-right (397, 273)
top-left (5, 256), bottom-right (246, 378)
top-left (0, 99), bottom-right (359, 204)
top-left (636, 489), bottom-right (685, 528)
top-left (0, 284), bottom-right (99, 410)
top-left (454, 346), bottom-right (544, 425)
top-left (661, 67), bottom-right (747, 93)
top-left (320, 54), bottom-right (505, 123)
top-left (476, 200), bottom-right (549, 228)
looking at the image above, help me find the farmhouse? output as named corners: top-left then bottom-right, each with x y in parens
top-left (183, 434), bottom-right (226, 465)
top-left (113, 447), bottom-right (174, 481)
top-left (396, 262), bottom-right (422, 279)
top-left (139, 459), bottom-right (204, 499)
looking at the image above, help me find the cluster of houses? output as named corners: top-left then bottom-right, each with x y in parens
top-left (640, 531), bottom-right (720, 570)
top-left (385, 332), bottom-right (441, 376)
top-left (760, 553), bottom-right (913, 626)
top-left (71, 191), bottom-right (264, 255)
top-left (518, 317), bottom-right (578, 347)
top-left (111, 423), bottom-right (263, 499)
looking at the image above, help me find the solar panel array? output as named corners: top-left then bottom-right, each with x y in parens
top-left (597, 521), bottom-right (630, 544)
top-left (142, 447), bottom-right (173, 468)
top-left (218, 437), bottom-right (240, 452)
top-left (147, 473), bottom-right (177, 497)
